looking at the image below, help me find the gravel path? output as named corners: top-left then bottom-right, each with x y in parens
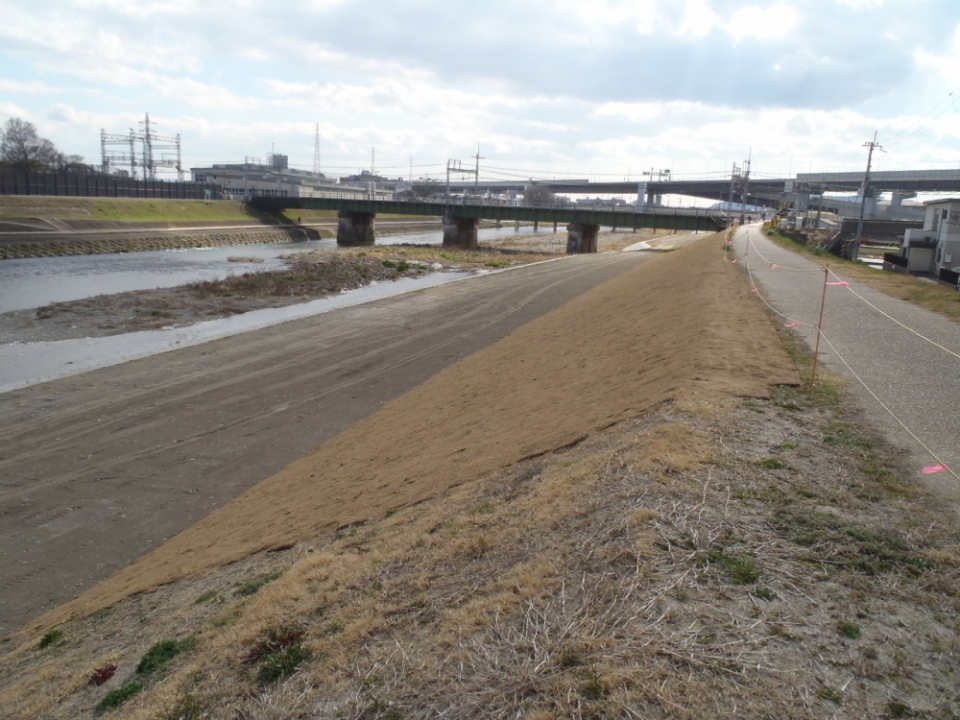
top-left (732, 225), bottom-right (960, 518)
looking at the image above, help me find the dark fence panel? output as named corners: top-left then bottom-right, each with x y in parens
top-left (939, 267), bottom-right (960, 289)
top-left (0, 172), bottom-right (222, 200)
top-left (883, 252), bottom-right (909, 268)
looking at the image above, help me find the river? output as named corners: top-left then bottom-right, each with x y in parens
top-left (0, 225), bottom-right (543, 314)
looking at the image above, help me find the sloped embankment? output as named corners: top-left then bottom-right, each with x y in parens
top-left (22, 233), bottom-right (797, 634)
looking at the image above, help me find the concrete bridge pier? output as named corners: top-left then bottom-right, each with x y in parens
top-left (567, 223), bottom-right (599, 253)
top-left (442, 215), bottom-right (478, 248)
top-left (337, 211), bottom-right (376, 246)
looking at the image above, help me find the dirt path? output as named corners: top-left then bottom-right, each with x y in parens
top-left (0, 253), bottom-right (647, 636)
top-left (732, 225), bottom-right (960, 519)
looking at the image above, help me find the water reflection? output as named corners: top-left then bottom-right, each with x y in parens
top-left (0, 226), bottom-right (538, 313)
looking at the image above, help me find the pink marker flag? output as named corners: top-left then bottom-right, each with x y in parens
top-left (732, 259), bottom-right (738, 264)
top-left (826, 281), bottom-right (849, 286)
top-left (750, 288), bottom-right (758, 293)
top-left (771, 264), bottom-right (779, 269)
top-left (923, 465), bottom-right (947, 474)
top-left (784, 322), bottom-right (799, 328)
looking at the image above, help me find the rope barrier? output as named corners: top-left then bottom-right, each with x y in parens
top-left (748, 228), bottom-right (960, 363)
top-left (818, 331), bottom-right (959, 483)
top-left (825, 268), bottom-right (960, 362)
top-left (732, 227), bottom-right (958, 483)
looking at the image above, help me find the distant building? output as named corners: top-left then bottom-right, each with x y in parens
top-left (901, 198), bottom-right (960, 274)
top-left (191, 156), bottom-right (392, 201)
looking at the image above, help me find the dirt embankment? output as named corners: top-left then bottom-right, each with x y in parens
top-left (23, 233), bottom-right (796, 633)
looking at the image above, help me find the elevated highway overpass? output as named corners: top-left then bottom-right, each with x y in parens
top-left (250, 196), bottom-right (727, 252)
top-left (438, 169), bottom-right (960, 216)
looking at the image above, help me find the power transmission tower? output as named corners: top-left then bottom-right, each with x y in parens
top-left (313, 123), bottom-right (321, 175)
top-left (854, 132), bottom-right (884, 261)
top-left (101, 113), bottom-right (182, 180)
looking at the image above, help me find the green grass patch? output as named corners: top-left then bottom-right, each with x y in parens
top-left (703, 549), bottom-right (762, 584)
top-left (838, 619), bottom-right (862, 639)
top-left (136, 637), bottom-right (196, 677)
top-left (246, 625), bottom-right (312, 685)
top-left (818, 685), bottom-right (843, 704)
top-left (773, 509), bottom-right (936, 575)
top-left (38, 628), bottom-right (64, 649)
top-left (234, 569), bottom-right (283, 597)
top-left (194, 590), bottom-right (220, 605)
top-left (95, 680), bottom-right (143, 715)
top-left (756, 457), bottom-right (787, 470)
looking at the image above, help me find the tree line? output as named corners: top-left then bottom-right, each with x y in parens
top-left (0, 117), bottom-right (97, 174)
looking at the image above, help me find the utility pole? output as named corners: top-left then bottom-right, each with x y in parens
top-left (739, 148), bottom-right (752, 225)
top-left (472, 144), bottom-right (484, 201)
top-left (728, 162), bottom-right (739, 226)
top-left (854, 132), bottom-right (883, 261)
top-left (371, 147), bottom-right (375, 176)
top-left (814, 182), bottom-right (824, 231)
top-left (313, 123), bottom-right (321, 175)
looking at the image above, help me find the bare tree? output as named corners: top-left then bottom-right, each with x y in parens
top-left (410, 179), bottom-right (442, 201)
top-left (0, 118), bottom-right (68, 173)
top-left (523, 183), bottom-right (555, 207)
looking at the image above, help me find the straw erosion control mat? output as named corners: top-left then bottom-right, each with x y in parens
top-left (21, 233), bottom-right (794, 632)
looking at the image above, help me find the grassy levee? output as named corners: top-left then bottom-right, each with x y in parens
top-left (0, 196), bottom-right (435, 224)
top-left (3, 233), bottom-right (959, 718)
top-left (0, 196), bottom-right (277, 223)
top-left (762, 227), bottom-right (960, 323)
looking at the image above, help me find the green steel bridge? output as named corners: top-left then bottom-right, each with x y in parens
top-left (249, 196), bottom-right (727, 252)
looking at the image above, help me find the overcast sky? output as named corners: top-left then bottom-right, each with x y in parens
top-left (1, 0), bottom-right (958, 183)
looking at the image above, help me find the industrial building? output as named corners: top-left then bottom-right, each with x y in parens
top-left (191, 155), bottom-right (392, 201)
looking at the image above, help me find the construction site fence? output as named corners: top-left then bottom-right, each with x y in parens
top-left (0, 172), bottom-right (223, 200)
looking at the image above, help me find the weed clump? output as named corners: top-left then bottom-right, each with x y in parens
top-left (704, 549), bottom-right (762, 584)
top-left (838, 620), bottom-right (862, 639)
top-left (37, 628), bottom-right (63, 649)
top-left (246, 625), bottom-right (312, 685)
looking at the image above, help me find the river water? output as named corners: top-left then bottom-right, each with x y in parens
top-left (0, 226), bottom-right (561, 391)
top-left (0, 226), bottom-right (541, 313)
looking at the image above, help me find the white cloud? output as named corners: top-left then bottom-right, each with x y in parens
top-left (723, 2), bottom-right (800, 41)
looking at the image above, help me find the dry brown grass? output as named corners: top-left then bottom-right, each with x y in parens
top-left (2, 374), bottom-right (958, 719)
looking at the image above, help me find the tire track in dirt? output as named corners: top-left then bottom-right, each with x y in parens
top-left (0, 253), bottom-right (647, 635)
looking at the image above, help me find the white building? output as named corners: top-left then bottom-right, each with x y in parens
top-left (902, 198), bottom-right (960, 274)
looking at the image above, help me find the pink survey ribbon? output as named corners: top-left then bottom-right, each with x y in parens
top-left (922, 465), bottom-right (946, 474)
top-left (784, 322), bottom-right (799, 328)
top-left (732, 259), bottom-right (738, 264)
top-left (750, 288), bottom-right (758, 293)
top-left (771, 264), bottom-right (779, 269)
top-left (826, 281), bottom-right (849, 286)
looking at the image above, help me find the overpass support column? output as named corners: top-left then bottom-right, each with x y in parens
top-left (337, 211), bottom-right (376, 246)
top-left (442, 214), bottom-right (478, 248)
top-left (567, 223), bottom-right (598, 253)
